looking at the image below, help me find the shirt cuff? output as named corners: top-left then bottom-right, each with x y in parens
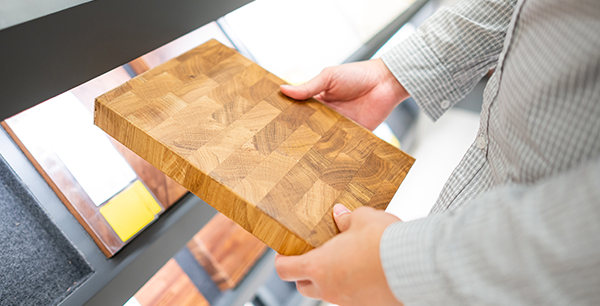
top-left (380, 215), bottom-right (457, 305)
top-left (381, 34), bottom-right (463, 121)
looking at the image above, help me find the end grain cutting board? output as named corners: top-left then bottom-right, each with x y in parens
top-left (94, 39), bottom-right (415, 255)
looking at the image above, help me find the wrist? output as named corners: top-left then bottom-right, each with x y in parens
top-left (374, 58), bottom-right (410, 107)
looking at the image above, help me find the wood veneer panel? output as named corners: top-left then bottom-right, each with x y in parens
top-left (135, 259), bottom-right (209, 306)
top-left (95, 39), bottom-right (415, 255)
top-left (187, 213), bottom-right (267, 290)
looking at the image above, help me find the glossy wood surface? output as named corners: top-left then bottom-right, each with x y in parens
top-left (187, 213), bottom-right (267, 290)
top-left (135, 259), bottom-right (209, 306)
top-left (95, 39), bottom-right (415, 255)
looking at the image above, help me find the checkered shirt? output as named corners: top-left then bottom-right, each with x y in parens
top-left (379, 0), bottom-right (600, 304)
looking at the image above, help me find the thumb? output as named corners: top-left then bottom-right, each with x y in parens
top-left (280, 72), bottom-right (329, 100)
top-left (333, 204), bottom-right (351, 232)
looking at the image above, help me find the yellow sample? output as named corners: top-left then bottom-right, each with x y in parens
top-left (100, 180), bottom-right (162, 242)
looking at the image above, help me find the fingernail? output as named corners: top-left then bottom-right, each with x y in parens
top-left (281, 84), bottom-right (293, 89)
top-left (333, 204), bottom-right (350, 217)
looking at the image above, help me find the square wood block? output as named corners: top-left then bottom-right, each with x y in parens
top-left (94, 39), bottom-right (415, 255)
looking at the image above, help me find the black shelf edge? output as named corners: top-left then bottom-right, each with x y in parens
top-left (0, 0), bottom-right (252, 121)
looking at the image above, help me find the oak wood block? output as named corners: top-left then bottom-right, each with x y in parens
top-left (187, 213), bottom-right (267, 290)
top-left (95, 39), bottom-right (415, 255)
top-left (135, 259), bottom-right (209, 306)
top-left (129, 42), bottom-right (268, 288)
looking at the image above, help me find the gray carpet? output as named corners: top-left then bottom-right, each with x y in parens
top-left (0, 154), bottom-right (93, 306)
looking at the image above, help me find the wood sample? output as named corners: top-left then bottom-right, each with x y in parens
top-left (2, 67), bottom-right (187, 257)
top-left (129, 31), bottom-right (267, 289)
top-left (94, 39), bottom-right (415, 255)
top-left (72, 67), bottom-right (188, 210)
top-left (187, 213), bottom-right (267, 290)
top-left (135, 259), bottom-right (209, 306)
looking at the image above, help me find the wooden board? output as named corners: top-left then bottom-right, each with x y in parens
top-left (94, 39), bottom-right (415, 255)
top-left (187, 213), bottom-right (267, 290)
top-left (128, 34), bottom-right (267, 284)
top-left (135, 259), bottom-right (209, 306)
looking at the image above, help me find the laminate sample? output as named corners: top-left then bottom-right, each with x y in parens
top-left (95, 39), bottom-right (415, 255)
top-left (135, 259), bottom-right (209, 306)
top-left (187, 213), bottom-right (267, 290)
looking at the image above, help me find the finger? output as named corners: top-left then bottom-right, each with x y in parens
top-left (296, 280), bottom-right (321, 299)
top-left (314, 93), bottom-right (324, 102)
top-left (333, 204), bottom-right (351, 232)
top-left (280, 71), bottom-right (330, 100)
top-left (275, 253), bottom-right (310, 281)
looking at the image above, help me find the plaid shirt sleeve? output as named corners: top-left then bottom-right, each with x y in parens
top-left (380, 155), bottom-right (600, 305)
top-left (381, 0), bottom-right (516, 121)
top-left (378, 0), bottom-right (600, 304)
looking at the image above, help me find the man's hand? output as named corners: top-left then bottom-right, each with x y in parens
top-left (280, 58), bottom-right (409, 131)
top-left (275, 204), bottom-right (403, 306)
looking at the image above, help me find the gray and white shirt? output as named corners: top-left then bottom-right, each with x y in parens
top-left (380, 0), bottom-right (600, 304)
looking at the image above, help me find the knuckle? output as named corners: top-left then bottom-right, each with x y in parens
top-left (322, 67), bottom-right (335, 78)
top-left (355, 206), bottom-right (373, 213)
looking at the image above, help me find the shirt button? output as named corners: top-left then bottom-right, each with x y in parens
top-left (440, 100), bottom-right (450, 109)
top-left (476, 136), bottom-right (487, 150)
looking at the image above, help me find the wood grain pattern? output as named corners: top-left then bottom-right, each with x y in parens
top-left (131, 37), bottom-right (268, 289)
top-left (187, 213), bottom-right (267, 290)
top-left (95, 39), bottom-right (415, 255)
top-left (135, 259), bottom-right (209, 306)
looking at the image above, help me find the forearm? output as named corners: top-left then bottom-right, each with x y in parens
top-left (383, 0), bottom-right (516, 120)
top-left (381, 156), bottom-right (600, 305)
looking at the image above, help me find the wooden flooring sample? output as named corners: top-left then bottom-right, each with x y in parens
top-left (187, 213), bottom-right (267, 290)
top-left (135, 259), bottom-right (209, 306)
top-left (94, 39), bottom-right (415, 255)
